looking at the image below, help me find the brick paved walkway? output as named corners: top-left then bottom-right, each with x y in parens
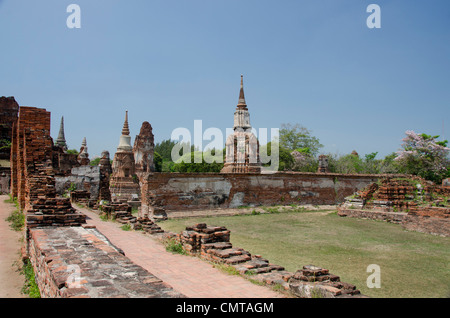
top-left (0, 195), bottom-right (25, 298)
top-left (76, 206), bottom-right (285, 298)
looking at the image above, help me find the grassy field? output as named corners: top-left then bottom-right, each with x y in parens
top-left (158, 207), bottom-right (450, 298)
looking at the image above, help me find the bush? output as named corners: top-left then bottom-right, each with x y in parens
top-left (164, 238), bottom-right (186, 255)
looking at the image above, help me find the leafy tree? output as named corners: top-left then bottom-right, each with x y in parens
top-left (279, 123), bottom-right (323, 156)
top-left (333, 152), bottom-right (364, 174)
top-left (378, 152), bottom-right (401, 174)
top-left (395, 131), bottom-right (449, 183)
top-left (260, 141), bottom-right (294, 172)
top-left (154, 151), bottom-right (163, 172)
top-left (290, 148), bottom-right (318, 172)
top-left (155, 139), bottom-right (201, 172)
top-left (154, 139), bottom-right (177, 162)
top-left (171, 151), bottom-right (224, 173)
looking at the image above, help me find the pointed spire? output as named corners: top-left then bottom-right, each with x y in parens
top-left (237, 74), bottom-right (247, 108)
top-left (79, 137), bottom-right (88, 156)
top-left (117, 110), bottom-right (133, 152)
top-left (78, 137), bottom-right (90, 165)
top-left (56, 116), bottom-right (67, 150)
top-left (122, 110), bottom-right (130, 136)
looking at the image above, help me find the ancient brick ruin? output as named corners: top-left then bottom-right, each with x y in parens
top-left (3, 93), bottom-right (448, 299)
top-left (10, 106), bottom-right (86, 227)
top-left (110, 111), bottom-right (140, 202)
top-left (98, 150), bottom-right (112, 202)
top-left (0, 96), bottom-right (19, 194)
top-left (77, 137), bottom-right (90, 166)
top-left (317, 155), bottom-right (330, 173)
top-left (338, 176), bottom-right (450, 236)
top-left (133, 121), bottom-right (156, 179)
top-left (5, 101), bottom-right (185, 298)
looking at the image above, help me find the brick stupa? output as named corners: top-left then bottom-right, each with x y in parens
top-left (221, 75), bottom-right (261, 173)
top-left (110, 111), bottom-right (140, 202)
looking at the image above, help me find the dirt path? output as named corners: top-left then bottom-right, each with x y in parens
top-left (0, 195), bottom-right (25, 298)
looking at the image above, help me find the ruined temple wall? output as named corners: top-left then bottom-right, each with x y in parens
top-left (55, 165), bottom-right (101, 200)
top-left (141, 172), bottom-right (388, 216)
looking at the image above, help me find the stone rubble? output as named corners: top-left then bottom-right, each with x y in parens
top-left (169, 223), bottom-right (366, 298)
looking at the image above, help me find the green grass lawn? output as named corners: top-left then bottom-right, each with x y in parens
top-left (158, 208), bottom-right (450, 298)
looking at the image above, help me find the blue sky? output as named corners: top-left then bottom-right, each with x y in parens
top-left (1, 0), bottom-right (449, 160)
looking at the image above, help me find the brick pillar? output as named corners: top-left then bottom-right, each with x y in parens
top-left (10, 121), bottom-right (18, 199)
top-left (14, 107), bottom-right (51, 210)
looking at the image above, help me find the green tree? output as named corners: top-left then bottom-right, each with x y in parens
top-left (172, 151), bottom-right (224, 173)
top-left (154, 151), bottom-right (163, 172)
top-left (260, 141), bottom-right (294, 171)
top-left (279, 123), bottom-right (323, 156)
top-left (378, 152), bottom-right (401, 174)
top-left (154, 139), bottom-right (177, 161)
top-left (89, 157), bottom-right (101, 166)
top-left (333, 152), bottom-right (364, 174)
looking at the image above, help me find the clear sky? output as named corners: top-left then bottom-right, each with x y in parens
top-left (1, 0), bottom-right (449, 160)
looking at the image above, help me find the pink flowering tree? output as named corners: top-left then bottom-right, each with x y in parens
top-left (395, 131), bottom-right (450, 183)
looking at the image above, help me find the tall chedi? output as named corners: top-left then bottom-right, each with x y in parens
top-left (110, 111), bottom-right (140, 202)
top-left (221, 75), bottom-right (261, 173)
top-left (77, 137), bottom-right (90, 165)
top-left (55, 116), bottom-right (68, 151)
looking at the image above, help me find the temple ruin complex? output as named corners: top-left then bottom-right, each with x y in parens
top-left (1, 74), bottom-right (448, 298)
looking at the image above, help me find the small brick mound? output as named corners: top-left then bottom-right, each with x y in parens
top-left (132, 217), bottom-right (164, 234)
top-left (289, 265), bottom-right (362, 298)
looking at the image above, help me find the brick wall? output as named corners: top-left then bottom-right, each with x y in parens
top-left (140, 172), bottom-right (393, 216)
